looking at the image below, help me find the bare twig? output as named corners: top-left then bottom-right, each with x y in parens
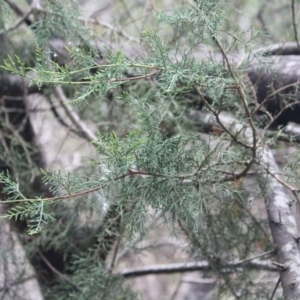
top-left (251, 81), bottom-right (300, 118)
top-left (270, 277), bottom-right (281, 300)
top-left (37, 250), bottom-right (81, 291)
top-left (4, 113), bottom-right (34, 171)
top-left (119, 0), bottom-right (140, 37)
top-left (46, 94), bottom-right (81, 136)
top-left (264, 100), bottom-right (300, 131)
top-left (256, 159), bottom-right (297, 192)
top-left (54, 86), bottom-right (97, 142)
top-left (234, 249), bottom-right (275, 265)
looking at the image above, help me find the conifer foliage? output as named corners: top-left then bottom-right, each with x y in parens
top-left (1, 0), bottom-right (300, 299)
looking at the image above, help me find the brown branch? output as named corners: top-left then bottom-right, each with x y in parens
top-left (22, 69), bottom-right (160, 86)
top-left (251, 81), bottom-right (300, 117)
top-left (191, 110), bottom-right (300, 144)
top-left (195, 90), bottom-right (254, 151)
top-left (0, 173), bottom-right (128, 203)
top-left (54, 86), bottom-right (97, 142)
top-left (264, 100), bottom-right (300, 130)
top-left (256, 159), bottom-right (298, 192)
top-left (199, 14), bottom-right (258, 154)
top-left (3, 167), bottom-right (238, 204)
top-left (107, 226), bottom-right (123, 274)
top-left (109, 70), bottom-right (160, 83)
top-left (0, 174), bottom-right (127, 203)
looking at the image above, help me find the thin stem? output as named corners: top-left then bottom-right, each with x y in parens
top-left (291, 0), bottom-right (300, 51)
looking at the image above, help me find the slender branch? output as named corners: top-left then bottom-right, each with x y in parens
top-left (107, 229), bottom-right (123, 274)
top-left (2, 167), bottom-right (243, 204)
top-left (265, 100), bottom-right (300, 131)
top-left (191, 110), bottom-right (300, 144)
top-left (291, 0), bottom-right (300, 51)
top-left (22, 69), bottom-right (161, 86)
top-left (37, 250), bottom-right (81, 291)
top-left (196, 6), bottom-right (258, 155)
top-left (272, 261), bottom-right (287, 269)
top-left (0, 173), bottom-right (126, 203)
top-left (4, 0), bottom-right (32, 26)
top-left (195, 90), bottom-right (253, 150)
top-left (119, 0), bottom-right (141, 37)
top-left (233, 249), bottom-right (275, 265)
top-left (46, 94), bottom-right (82, 136)
top-left (256, 159), bottom-right (298, 192)
top-left (54, 86), bottom-right (97, 141)
top-left (0, 4), bottom-right (34, 36)
top-left (191, 110), bottom-right (299, 192)
top-left (120, 259), bottom-right (278, 278)
top-left (270, 277), bottom-right (281, 300)
top-left (251, 81), bottom-right (300, 117)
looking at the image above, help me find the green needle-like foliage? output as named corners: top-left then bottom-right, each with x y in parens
top-left (0, 0), bottom-right (297, 299)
